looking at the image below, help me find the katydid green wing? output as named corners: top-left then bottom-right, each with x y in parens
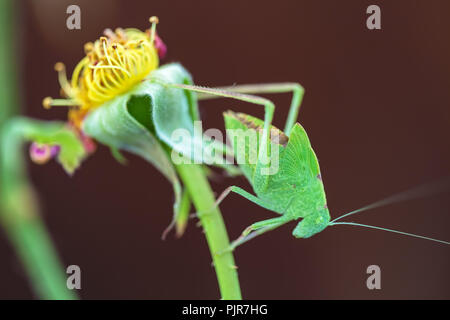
top-left (223, 111), bottom-right (286, 183)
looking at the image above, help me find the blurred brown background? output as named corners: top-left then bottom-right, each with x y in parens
top-left (0, 0), bottom-right (449, 299)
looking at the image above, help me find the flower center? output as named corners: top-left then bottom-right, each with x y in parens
top-left (43, 17), bottom-right (164, 129)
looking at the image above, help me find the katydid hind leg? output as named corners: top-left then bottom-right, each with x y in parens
top-left (196, 83), bottom-right (304, 136)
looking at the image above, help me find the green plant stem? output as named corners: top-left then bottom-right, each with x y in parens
top-left (1, 120), bottom-right (77, 300)
top-left (0, 0), bottom-right (76, 299)
top-left (1, 200), bottom-right (77, 300)
top-left (175, 163), bottom-right (242, 299)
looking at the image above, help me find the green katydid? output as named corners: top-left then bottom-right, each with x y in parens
top-left (37, 16), bottom-right (449, 247)
top-left (159, 83), bottom-right (450, 250)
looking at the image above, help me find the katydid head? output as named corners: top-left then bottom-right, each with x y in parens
top-left (292, 206), bottom-right (330, 238)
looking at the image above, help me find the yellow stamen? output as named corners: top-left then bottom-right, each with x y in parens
top-left (42, 97), bottom-right (53, 109)
top-left (84, 42), bottom-right (94, 54)
top-left (149, 16), bottom-right (159, 44)
top-left (103, 28), bottom-right (117, 41)
top-left (54, 62), bottom-right (74, 97)
top-left (42, 97), bottom-right (79, 109)
top-left (89, 64), bottom-right (132, 77)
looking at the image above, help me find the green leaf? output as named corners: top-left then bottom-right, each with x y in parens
top-left (139, 63), bottom-right (202, 162)
top-left (1, 117), bottom-right (86, 176)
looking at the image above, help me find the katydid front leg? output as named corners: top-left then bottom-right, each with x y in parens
top-left (196, 83), bottom-right (304, 136)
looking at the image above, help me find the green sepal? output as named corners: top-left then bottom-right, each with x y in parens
top-left (110, 147), bottom-right (128, 165)
top-left (175, 188), bottom-right (191, 238)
